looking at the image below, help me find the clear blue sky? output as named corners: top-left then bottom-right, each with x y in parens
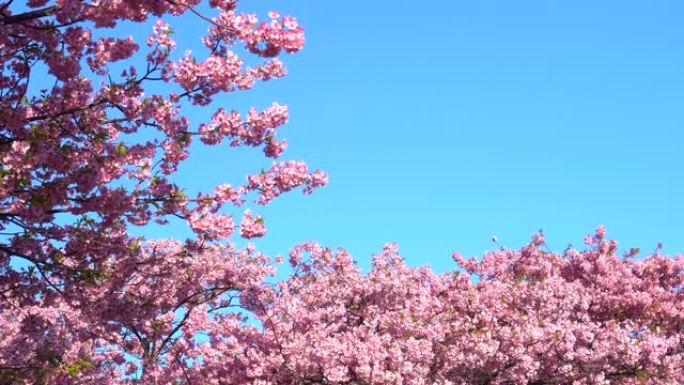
top-left (141, 0), bottom-right (684, 272)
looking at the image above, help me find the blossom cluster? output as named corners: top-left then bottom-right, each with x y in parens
top-left (0, 0), bottom-right (325, 286)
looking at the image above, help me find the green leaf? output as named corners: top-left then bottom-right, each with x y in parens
top-left (114, 142), bottom-right (128, 156)
top-left (177, 133), bottom-right (191, 145)
top-left (129, 241), bottom-right (141, 253)
top-left (93, 132), bottom-right (109, 142)
top-left (65, 357), bottom-right (94, 376)
top-left (16, 178), bottom-right (29, 189)
top-left (30, 195), bottom-right (47, 208)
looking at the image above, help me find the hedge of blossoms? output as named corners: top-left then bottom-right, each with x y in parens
top-left (253, 230), bottom-right (684, 385)
top-left (2, 0), bottom-right (684, 384)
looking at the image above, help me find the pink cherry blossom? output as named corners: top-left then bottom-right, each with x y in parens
top-left (239, 209), bottom-right (266, 238)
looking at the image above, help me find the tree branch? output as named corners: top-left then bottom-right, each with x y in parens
top-left (1, 5), bottom-right (57, 25)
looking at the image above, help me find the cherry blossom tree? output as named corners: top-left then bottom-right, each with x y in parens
top-left (0, 0), bottom-right (326, 382)
top-left (2, 1), bottom-right (684, 384)
top-left (250, 230), bottom-right (684, 385)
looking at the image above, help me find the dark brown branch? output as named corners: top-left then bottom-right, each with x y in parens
top-left (1, 5), bottom-right (57, 25)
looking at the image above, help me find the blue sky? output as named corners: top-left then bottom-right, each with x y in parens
top-left (138, 0), bottom-right (684, 272)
